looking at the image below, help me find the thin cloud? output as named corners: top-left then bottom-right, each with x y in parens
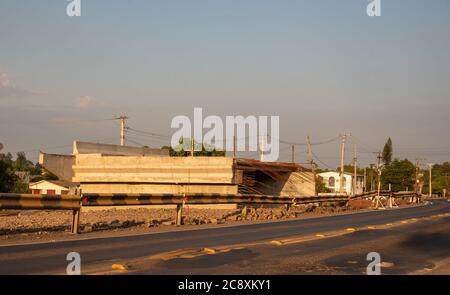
top-left (0, 72), bottom-right (40, 98)
top-left (0, 73), bottom-right (12, 88)
top-left (75, 95), bottom-right (105, 109)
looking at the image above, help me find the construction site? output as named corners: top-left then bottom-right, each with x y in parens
top-left (39, 141), bottom-right (316, 198)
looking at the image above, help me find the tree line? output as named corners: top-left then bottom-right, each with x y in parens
top-left (317, 138), bottom-right (450, 195)
top-left (0, 152), bottom-right (57, 193)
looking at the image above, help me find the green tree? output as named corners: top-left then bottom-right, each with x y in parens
top-left (162, 138), bottom-right (225, 157)
top-left (11, 178), bottom-right (28, 193)
top-left (381, 159), bottom-right (415, 191)
top-left (382, 138), bottom-right (393, 165)
top-left (341, 164), bottom-right (365, 175)
top-left (0, 160), bottom-right (15, 192)
top-left (12, 152), bottom-right (35, 172)
top-left (316, 176), bottom-right (331, 193)
top-left (424, 162), bottom-right (450, 195)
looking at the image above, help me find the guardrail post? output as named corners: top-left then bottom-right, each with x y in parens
top-left (176, 204), bottom-right (183, 226)
top-left (241, 205), bottom-right (248, 220)
top-left (71, 209), bottom-right (80, 234)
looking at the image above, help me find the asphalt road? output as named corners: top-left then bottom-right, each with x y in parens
top-left (0, 199), bottom-right (449, 275)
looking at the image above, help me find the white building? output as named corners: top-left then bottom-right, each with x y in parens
top-left (29, 180), bottom-right (79, 195)
top-left (318, 171), bottom-right (365, 195)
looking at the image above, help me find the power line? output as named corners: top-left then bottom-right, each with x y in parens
top-left (125, 127), bottom-right (169, 139)
top-left (124, 130), bottom-right (170, 144)
top-left (125, 126), bottom-right (342, 148)
top-left (311, 150), bottom-right (334, 169)
top-left (277, 135), bottom-right (341, 146)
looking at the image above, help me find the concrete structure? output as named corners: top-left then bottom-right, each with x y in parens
top-left (318, 171), bottom-right (364, 195)
top-left (73, 141), bottom-right (169, 157)
top-left (39, 141), bottom-right (315, 197)
top-left (29, 180), bottom-right (79, 195)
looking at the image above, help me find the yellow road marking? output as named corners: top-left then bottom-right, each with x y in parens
top-left (146, 211), bottom-right (450, 262)
top-left (202, 248), bottom-right (217, 254)
top-left (379, 261), bottom-right (395, 268)
top-left (111, 264), bottom-right (127, 271)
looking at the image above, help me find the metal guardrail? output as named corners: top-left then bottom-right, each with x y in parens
top-left (0, 191), bottom-right (420, 234)
top-left (0, 193), bottom-right (81, 234)
top-left (0, 193), bottom-right (81, 210)
top-left (349, 190), bottom-right (421, 200)
top-left (81, 193), bottom-right (349, 226)
top-left (81, 193), bottom-right (348, 206)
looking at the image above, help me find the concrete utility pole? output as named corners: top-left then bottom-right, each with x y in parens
top-left (353, 143), bottom-right (357, 196)
top-left (117, 115), bottom-right (128, 146)
top-left (363, 167), bottom-right (367, 192)
top-left (191, 138), bottom-right (195, 157)
top-left (306, 136), bottom-right (317, 195)
top-left (291, 144), bottom-right (295, 163)
top-left (427, 163), bottom-right (433, 197)
top-left (376, 152), bottom-right (382, 197)
top-left (414, 158), bottom-right (424, 195)
top-left (233, 135), bottom-right (237, 158)
top-left (339, 134), bottom-right (347, 194)
top-left (259, 135), bottom-right (266, 162)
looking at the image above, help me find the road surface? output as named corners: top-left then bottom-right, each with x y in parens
top-left (0, 199), bottom-right (449, 274)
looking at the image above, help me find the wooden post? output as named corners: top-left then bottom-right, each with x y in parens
top-left (176, 204), bottom-right (183, 226)
top-left (71, 209), bottom-right (80, 234)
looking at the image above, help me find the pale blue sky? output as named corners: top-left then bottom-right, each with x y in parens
top-left (1, 0), bottom-right (449, 167)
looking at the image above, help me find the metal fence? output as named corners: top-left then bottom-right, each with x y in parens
top-left (0, 191), bottom-right (422, 234)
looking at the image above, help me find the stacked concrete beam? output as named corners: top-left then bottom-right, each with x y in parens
top-left (72, 154), bottom-right (237, 194)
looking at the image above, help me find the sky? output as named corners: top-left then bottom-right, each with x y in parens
top-left (0, 0), bottom-right (449, 168)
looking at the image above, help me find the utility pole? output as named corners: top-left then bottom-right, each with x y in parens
top-left (363, 167), bottom-right (367, 192)
top-left (306, 136), bottom-right (313, 168)
top-left (233, 135), bottom-right (237, 158)
top-left (259, 135), bottom-right (266, 162)
top-left (427, 163), bottom-right (433, 197)
top-left (353, 143), bottom-right (357, 196)
top-left (370, 165), bottom-right (374, 191)
top-left (339, 133), bottom-right (347, 194)
top-left (291, 144), bottom-right (295, 163)
top-left (376, 152), bottom-right (382, 197)
top-left (116, 115), bottom-right (128, 146)
top-left (191, 138), bottom-right (195, 157)
top-left (414, 158), bottom-right (424, 195)
top-left (306, 136), bottom-right (317, 195)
